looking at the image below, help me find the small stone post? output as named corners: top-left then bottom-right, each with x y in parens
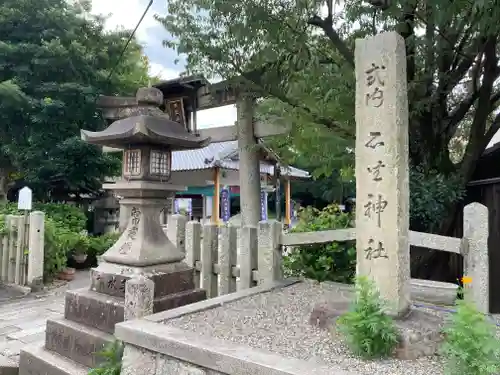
top-left (355, 31), bottom-right (411, 316)
top-left (239, 225), bottom-right (258, 290)
top-left (185, 221), bottom-right (202, 288)
top-left (218, 225), bottom-right (238, 295)
top-left (27, 211), bottom-right (44, 290)
top-left (463, 202), bottom-right (489, 313)
top-left (166, 214), bottom-right (187, 254)
top-left (124, 275), bottom-right (154, 321)
top-left (201, 223), bottom-right (218, 297)
top-left (258, 220), bottom-right (283, 284)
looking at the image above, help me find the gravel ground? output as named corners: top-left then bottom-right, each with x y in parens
top-left (164, 280), bottom-right (450, 375)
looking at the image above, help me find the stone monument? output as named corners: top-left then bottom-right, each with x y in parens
top-left (18, 87), bottom-right (209, 375)
top-left (310, 31), bottom-right (446, 360)
top-left (355, 31), bottom-right (410, 317)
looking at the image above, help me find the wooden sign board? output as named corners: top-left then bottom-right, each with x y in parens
top-left (196, 84), bottom-right (238, 111)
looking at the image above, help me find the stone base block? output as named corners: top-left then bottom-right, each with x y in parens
top-left (0, 354), bottom-right (18, 375)
top-left (310, 302), bottom-right (444, 360)
top-left (90, 261), bottom-right (196, 299)
top-left (65, 287), bottom-right (206, 334)
top-left (45, 318), bottom-right (113, 368)
top-left (18, 346), bottom-right (88, 375)
top-left (393, 309), bottom-right (444, 360)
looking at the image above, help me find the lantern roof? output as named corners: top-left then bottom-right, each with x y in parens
top-left (81, 87), bottom-right (211, 150)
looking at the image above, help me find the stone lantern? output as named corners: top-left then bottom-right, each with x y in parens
top-left (81, 87), bottom-right (210, 267)
top-left (79, 86), bottom-right (210, 312)
top-left (16, 87), bottom-right (211, 375)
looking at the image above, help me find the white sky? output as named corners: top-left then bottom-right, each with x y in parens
top-left (90, 0), bottom-right (237, 129)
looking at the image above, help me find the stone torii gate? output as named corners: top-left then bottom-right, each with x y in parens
top-left (98, 76), bottom-right (290, 227)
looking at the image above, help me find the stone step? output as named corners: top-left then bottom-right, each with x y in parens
top-left (65, 287), bottom-right (206, 333)
top-left (18, 345), bottom-right (88, 375)
top-left (45, 318), bottom-right (114, 368)
top-left (64, 288), bottom-right (123, 334)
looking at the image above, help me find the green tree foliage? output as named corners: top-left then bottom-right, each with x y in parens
top-left (0, 0), bottom-right (152, 201)
top-left (283, 204), bottom-right (356, 283)
top-left (157, 0), bottom-right (500, 233)
top-left (158, 0), bottom-right (500, 279)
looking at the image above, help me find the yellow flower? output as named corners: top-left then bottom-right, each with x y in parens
top-left (461, 276), bottom-right (473, 284)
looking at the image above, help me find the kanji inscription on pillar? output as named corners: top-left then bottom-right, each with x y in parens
top-left (355, 31), bottom-right (411, 316)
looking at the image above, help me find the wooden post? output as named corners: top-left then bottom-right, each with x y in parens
top-left (274, 164), bottom-right (282, 222)
top-left (285, 179), bottom-right (291, 226)
top-left (202, 195), bottom-right (207, 222)
top-left (213, 168), bottom-right (220, 224)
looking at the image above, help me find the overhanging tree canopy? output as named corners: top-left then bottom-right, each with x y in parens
top-left (0, 0), bottom-right (153, 201)
top-left (157, 0), bottom-right (500, 235)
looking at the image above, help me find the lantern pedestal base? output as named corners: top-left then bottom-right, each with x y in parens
top-left (102, 181), bottom-right (185, 267)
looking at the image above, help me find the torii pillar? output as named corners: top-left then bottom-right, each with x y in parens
top-left (236, 94), bottom-right (261, 227)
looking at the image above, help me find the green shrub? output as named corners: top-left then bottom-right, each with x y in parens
top-left (88, 232), bottom-right (120, 258)
top-left (88, 341), bottom-right (123, 375)
top-left (72, 232), bottom-right (90, 255)
top-left (441, 289), bottom-right (500, 375)
top-left (0, 202), bottom-right (88, 280)
top-left (0, 202), bottom-right (86, 232)
top-left (337, 277), bottom-right (398, 359)
top-left (283, 204), bottom-right (355, 283)
top-left (43, 219), bottom-right (80, 281)
top-left (34, 203), bottom-right (86, 233)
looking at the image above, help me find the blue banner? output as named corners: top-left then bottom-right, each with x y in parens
top-left (221, 189), bottom-right (231, 222)
top-left (260, 190), bottom-right (268, 221)
top-left (174, 199), bottom-right (179, 214)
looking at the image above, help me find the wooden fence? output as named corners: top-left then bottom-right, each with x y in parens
top-left (167, 202), bottom-right (488, 312)
top-left (0, 212), bottom-right (45, 289)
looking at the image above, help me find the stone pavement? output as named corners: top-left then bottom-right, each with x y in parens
top-left (0, 286), bottom-right (25, 304)
top-left (0, 270), bottom-right (90, 365)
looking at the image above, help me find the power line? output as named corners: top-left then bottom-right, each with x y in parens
top-left (105, 0), bottom-right (154, 84)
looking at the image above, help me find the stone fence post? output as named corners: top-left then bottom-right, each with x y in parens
top-left (239, 225), bottom-right (258, 290)
top-left (166, 214), bottom-right (187, 254)
top-left (124, 275), bottom-right (154, 321)
top-left (27, 211), bottom-right (44, 290)
top-left (122, 276), bottom-right (156, 375)
top-left (463, 202), bottom-right (489, 314)
top-left (218, 225), bottom-right (237, 295)
top-left (185, 221), bottom-right (202, 288)
top-left (257, 220), bottom-right (283, 285)
top-left (201, 223), bottom-right (218, 298)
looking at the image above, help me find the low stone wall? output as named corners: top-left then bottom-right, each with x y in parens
top-left (116, 280), bottom-right (344, 375)
top-left (116, 278), bottom-right (458, 375)
top-left (122, 345), bottom-right (226, 375)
